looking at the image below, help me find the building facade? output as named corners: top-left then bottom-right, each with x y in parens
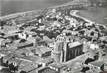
top-left (51, 34), bottom-right (83, 63)
top-left (66, 42), bottom-right (83, 61)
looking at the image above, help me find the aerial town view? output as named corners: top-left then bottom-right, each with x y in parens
top-left (0, 0), bottom-right (107, 73)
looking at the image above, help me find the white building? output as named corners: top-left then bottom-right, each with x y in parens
top-left (18, 32), bottom-right (27, 39)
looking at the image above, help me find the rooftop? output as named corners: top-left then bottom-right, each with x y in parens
top-left (36, 46), bottom-right (52, 55)
top-left (49, 63), bottom-right (65, 69)
top-left (68, 41), bottom-right (82, 48)
top-left (38, 57), bottom-right (54, 64)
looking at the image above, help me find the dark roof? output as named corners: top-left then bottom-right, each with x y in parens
top-left (39, 67), bottom-right (58, 73)
top-left (16, 42), bottom-right (33, 49)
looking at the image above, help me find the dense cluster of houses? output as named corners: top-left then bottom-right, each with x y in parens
top-left (0, 3), bottom-right (107, 73)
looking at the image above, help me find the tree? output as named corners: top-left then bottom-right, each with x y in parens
top-left (9, 63), bottom-right (15, 72)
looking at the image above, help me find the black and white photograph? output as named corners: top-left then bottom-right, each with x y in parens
top-left (0, 0), bottom-right (107, 73)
